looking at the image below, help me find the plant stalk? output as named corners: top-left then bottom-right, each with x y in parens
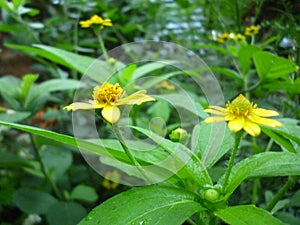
top-left (222, 132), bottom-right (242, 193)
top-left (95, 29), bottom-right (109, 61)
top-left (30, 134), bottom-right (63, 200)
top-left (266, 176), bottom-right (298, 212)
top-left (112, 124), bottom-right (152, 184)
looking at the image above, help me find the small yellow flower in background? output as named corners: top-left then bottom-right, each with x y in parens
top-left (154, 80), bottom-right (175, 90)
top-left (102, 170), bottom-right (121, 190)
top-left (64, 82), bottom-right (155, 123)
top-left (204, 94), bottom-right (283, 136)
top-left (79, 14), bottom-right (112, 29)
top-left (234, 33), bottom-right (246, 41)
top-left (244, 25), bottom-right (260, 36)
top-left (217, 33), bottom-right (232, 43)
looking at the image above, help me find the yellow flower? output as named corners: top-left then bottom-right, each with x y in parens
top-left (204, 94), bottom-right (283, 136)
top-left (217, 33), bottom-right (231, 43)
top-left (244, 25), bottom-right (260, 36)
top-left (64, 82), bottom-right (155, 123)
top-left (79, 14), bottom-right (112, 29)
top-left (234, 33), bottom-right (246, 41)
top-left (102, 170), bottom-right (121, 190)
top-left (154, 80), bottom-right (175, 90)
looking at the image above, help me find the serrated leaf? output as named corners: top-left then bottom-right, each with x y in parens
top-left (78, 186), bottom-right (204, 225)
top-left (216, 205), bottom-right (284, 225)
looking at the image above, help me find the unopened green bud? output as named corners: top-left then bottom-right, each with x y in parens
top-left (108, 57), bottom-right (117, 65)
top-left (169, 128), bottom-right (189, 144)
top-left (204, 188), bottom-right (220, 202)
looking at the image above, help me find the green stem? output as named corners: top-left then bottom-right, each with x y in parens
top-left (251, 178), bottom-right (259, 204)
top-left (265, 138), bottom-right (274, 152)
top-left (266, 176), bottom-right (299, 212)
top-left (30, 134), bottom-right (63, 200)
top-left (95, 29), bottom-right (109, 61)
top-left (222, 132), bottom-right (242, 193)
top-left (112, 124), bottom-right (152, 184)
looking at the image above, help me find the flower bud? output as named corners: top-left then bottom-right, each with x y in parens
top-left (203, 188), bottom-right (220, 202)
top-left (169, 128), bottom-right (189, 144)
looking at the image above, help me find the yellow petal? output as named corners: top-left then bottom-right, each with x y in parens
top-left (243, 119), bottom-right (261, 136)
top-left (208, 105), bottom-right (226, 112)
top-left (101, 105), bottom-right (120, 123)
top-left (204, 108), bottom-right (226, 115)
top-left (248, 115), bottom-right (283, 128)
top-left (228, 116), bottom-right (244, 133)
top-left (63, 102), bottom-right (98, 111)
top-left (253, 108), bottom-right (279, 117)
top-left (116, 90), bottom-right (155, 105)
top-left (204, 116), bottom-right (227, 123)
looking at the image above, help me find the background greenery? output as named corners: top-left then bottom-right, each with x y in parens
top-left (0, 0), bottom-right (299, 224)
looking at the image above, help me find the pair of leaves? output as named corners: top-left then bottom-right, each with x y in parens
top-left (78, 185), bottom-right (284, 225)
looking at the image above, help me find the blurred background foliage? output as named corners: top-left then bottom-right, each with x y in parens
top-left (0, 0), bottom-right (299, 224)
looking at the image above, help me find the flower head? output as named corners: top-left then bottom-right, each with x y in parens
top-left (234, 33), bottom-right (246, 41)
top-left (79, 14), bottom-right (112, 29)
top-left (154, 80), bottom-right (175, 90)
top-left (64, 82), bottom-right (155, 123)
top-left (204, 94), bottom-right (283, 136)
top-left (217, 33), bottom-right (232, 43)
top-left (102, 170), bottom-right (121, 190)
top-left (244, 25), bottom-right (260, 36)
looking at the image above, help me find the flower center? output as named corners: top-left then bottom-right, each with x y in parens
top-left (226, 94), bottom-right (255, 116)
top-left (93, 82), bottom-right (123, 104)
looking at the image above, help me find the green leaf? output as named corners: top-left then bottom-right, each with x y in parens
top-left (5, 44), bottom-right (107, 80)
top-left (209, 67), bottom-right (243, 82)
top-left (154, 93), bottom-right (207, 119)
top-left (219, 152), bottom-right (300, 198)
top-left (118, 64), bottom-right (137, 85)
top-left (41, 146), bottom-right (73, 179)
top-left (261, 127), bottom-right (296, 153)
top-left (0, 152), bottom-right (33, 169)
top-left (78, 186), bottom-right (204, 225)
top-left (0, 23), bottom-right (24, 32)
top-left (194, 43), bottom-right (231, 55)
top-left (191, 122), bottom-right (234, 168)
top-left (0, 120), bottom-right (129, 163)
top-left (238, 45), bottom-right (261, 75)
top-left (70, 185), bottom-right (98, 203)
top-left (20, 74), bottom-right (39, 101)
top-left (130, 126), bottom-right (213, 186)
top-left (216, 205), bottom-right (284, 225)
top-left (0, 111), bottom-right (31, 122)
top-left (253, 51), bottom-right (297, 81)
top-left (0, 75), bottom-right (21, 97)
top-left (46, 201), bottom-right (86, 225)
top-left (130, 61), bottom-right (175, 81)
top-left (13, 188), bottom-right (57, 214)
top-left (262, 118), bottom-right (300, 153)
top-left (147, 100), bottom-right (170, 122)
top-left (12, 0), bottom-right (24, 9)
